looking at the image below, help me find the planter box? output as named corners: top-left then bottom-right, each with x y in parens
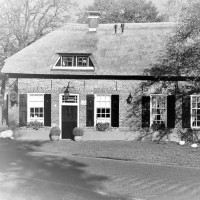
top-left (13, 128), bottom-right (50, 141)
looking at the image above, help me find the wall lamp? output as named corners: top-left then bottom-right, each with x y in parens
top-left (126, 93), bottom-right (133, 104)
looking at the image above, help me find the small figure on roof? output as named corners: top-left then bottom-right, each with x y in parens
top-left (121, 23), bottom-right (125, 33)
top-left (114, 24), bottom-right (118, 34)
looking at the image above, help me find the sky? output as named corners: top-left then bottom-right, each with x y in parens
top-left (75, 0), bottom-right (168, 12)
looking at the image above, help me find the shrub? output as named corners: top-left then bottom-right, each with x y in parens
top-left (96, 122), bottom-right (109, 131)
top-left (8, 120), bottom-right (19, 130)
top-left (50, 126), bottom-right (61, 136)
top-left (27, 121), bottom-right (43, 130)
top-left (151, 121), bottom-right (165, 132)
top-left (73, 127), bottom-right (84, 136)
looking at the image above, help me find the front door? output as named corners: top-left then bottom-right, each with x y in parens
top-left (62, 106), bottom-right (77, 139)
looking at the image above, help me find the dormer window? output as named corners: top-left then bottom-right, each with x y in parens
top-left (78, 57), bottom-right (87, 66)
top-left (62, 56), bottom-right (73, 66)
top-left (53, 54), bottom-right (94, 70)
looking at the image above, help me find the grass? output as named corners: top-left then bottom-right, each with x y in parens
top-left (1, 138), bottom-right (200, 168)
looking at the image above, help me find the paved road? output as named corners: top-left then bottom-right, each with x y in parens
top-left (1, 141), bottom-right (200, 200)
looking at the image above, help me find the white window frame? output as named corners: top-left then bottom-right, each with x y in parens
top-left (53, 55), bottom-right (94, 70)
top-left (150, 94), bottom-right (167, 126)
top-left (94, 95), bottom-right (111, 125)
top-left (27, 93), bottom-right (45, 124)
top-left (191, 95), bottom-right (200, 129)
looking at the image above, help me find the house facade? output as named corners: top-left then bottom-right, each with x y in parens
top-left (2, 12), bottom-right (185, 140)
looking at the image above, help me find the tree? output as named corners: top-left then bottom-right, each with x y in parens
top-left (0, 0), bottom-right (77, 64)
top-left (77, 0), bottom-right (164, 24)
top-left (127, 1), bottom-right (200, 138)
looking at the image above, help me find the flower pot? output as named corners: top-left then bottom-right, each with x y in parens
top-left (74, 136), bottom-right (83, 141)
top-left (50, 135), bottom-right (60, 141)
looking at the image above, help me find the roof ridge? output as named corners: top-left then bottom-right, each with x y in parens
top-left (59, 22), bottom-right (177, 31)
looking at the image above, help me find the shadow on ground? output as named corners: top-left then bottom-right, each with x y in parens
top-left (0, 139), bottom-right (123, 200)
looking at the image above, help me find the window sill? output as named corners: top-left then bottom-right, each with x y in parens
top-left (52, 67), bottom-right (94, 71)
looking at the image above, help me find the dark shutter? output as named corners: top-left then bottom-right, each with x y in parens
top-left (19, 94), bottom-right (27, 127)
top-left (182, 96), bottom-right (191, 128)
top-left (86, 95), bottom-right (94, 127)
top-left (111, 95), bottom-right (119, 127)
top-left (44, 94), bottom-right (51, 126)
top-left (142, 96), bottom-right (150, 128)
top-left (167, 95), bottom-right (176, 128)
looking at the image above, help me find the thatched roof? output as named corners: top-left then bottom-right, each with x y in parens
top-left (2, 22), bottom-right (175, 77)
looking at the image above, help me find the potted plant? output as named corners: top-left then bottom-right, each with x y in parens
top-left (49, 126), bottom-right (61, 141)
top-left (73, 127), bottom-right (84, 141)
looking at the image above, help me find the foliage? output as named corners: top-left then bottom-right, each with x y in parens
top-left (178, 128), bottom-right (199, 143)
top-left (27, 121), bottom-right (43, 130)
top-left (49, 126), bottom-right (61, 136)
top-left (0, 0), bottom-right (77, 93)
top-left (8, 120), bottom-right (19, 130)
top-left (77, 0), bottom-right (164, 24)
top-left (96, 122), bottom-right (110, 131)
top-left (143, 1), bottom-right (200, 81)
top-left (151, 122), bottom-right (165, 132)
top-left (73, 127), bottom-right (84, 136)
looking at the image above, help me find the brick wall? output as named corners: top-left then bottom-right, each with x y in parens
top-left (7, 78), bottom-right (143, 130)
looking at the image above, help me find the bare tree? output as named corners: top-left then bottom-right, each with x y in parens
top-left (0, 0), bottom-right (77, 63)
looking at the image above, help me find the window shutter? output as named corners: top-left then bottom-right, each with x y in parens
top-left (182, 96), bottom-right (191, 128)
top-left (44, 94), bottom-right (51, 126)
top-left (86, 94), bottom-right (94, 127)
top-left (111, 95), bottom-right (119, 127)
top-left (167, 95), bottom-right (176, 128)
top-left (19, 94), bottom-right (27, 127)
top-left (142, 96), bottom-right (150, 128)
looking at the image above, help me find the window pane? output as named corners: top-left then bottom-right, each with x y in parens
top-left (192, 103), bottom-right (196, 108)
top-left (102, 114), bottom-right (105, 117)
top-left (102, 108), bottom-right (105, 113)
top-left (35, 108), bottom-right (39, 112)
top-left (106, 108), bottom-right (110, 113)
top-left (30, 108), bottom-right (34, 113)
top-left (97, 108), bottom-right (101, 113)
top-left (106, 114), bottom-right (110, 118)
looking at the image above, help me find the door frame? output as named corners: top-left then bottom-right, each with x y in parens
top-left (59, 93), bottom-right (79, 140)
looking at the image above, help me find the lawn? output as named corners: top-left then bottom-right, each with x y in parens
top-left (3, 138), bottom-right (200, 168)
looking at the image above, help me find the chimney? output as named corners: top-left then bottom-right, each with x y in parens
top-left (88, 11), bottom-right (101, 32)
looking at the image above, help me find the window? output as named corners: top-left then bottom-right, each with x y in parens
top-left (54, 54), bottom-right (94, 69)
top-left (62, 95), bottom-right (77, 103)
top-left (62, 56), bottom-right (73, 66)
top-left (30, 108), bottom-right (44, 118)
top-left (191, 96), bottom-right (200, 128)
top-left (77, 57), bottom-right (87, 66)
top-left (28, 94), bottom-right (44, 123)
top-left (96, 95), bottom-right (111, 123)
top-left (151, 95), bottom-right (167, 126)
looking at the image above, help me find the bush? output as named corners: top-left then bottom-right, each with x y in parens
top-left (27, 121), bottom-right (43, 130)
top-left (50, 126), bottom-right (61, 136)
top-left (73, 127), bottom-right (84, 136)
top-left (96, 122), bottom-right (109, 131)
top-left (151, 121), bottom-right (165, 132)
top-left (8, 120), bottom-right (19, 130)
